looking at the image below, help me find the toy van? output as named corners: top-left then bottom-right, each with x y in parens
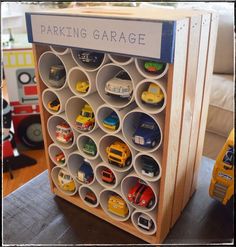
top-left (106, 141), bottom-right (132, 168)
top-left (141, 83), bottom-right (164, 106)
top-left (137, 214), bottom-right (153, 231)
top-left (58, 169), bottom-right (76, 192)
top-left (77, 161), bottom-right (94, 184)
top-left (108, 195), bottom-right (128, 217)
top-left (56, 122), bottom-right (73, 143)
top-left (76, 104), bottom-right (95, 131)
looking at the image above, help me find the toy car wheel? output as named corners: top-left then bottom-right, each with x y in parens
top-left (147, 198), bottom-right (155, 208)
top-left (125, 157), bottom-right (132, 166)
top-left (18, 115), bottom-right (44, 149)
top-left (151, 140), bottom-right (157, 148)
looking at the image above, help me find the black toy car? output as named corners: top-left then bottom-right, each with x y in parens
top-left (77, 50), bottom-right (103, 66)
top-left (141, 156), bottom-right (159, 177)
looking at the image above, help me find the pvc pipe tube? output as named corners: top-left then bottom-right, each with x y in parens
top-left (108, 54), bottom-right (134, 66)
top-left (77, 128), bottom-right (105, 160)
top-left (67, 67), bottom-right (97, 97)
top-left (95, 161), bottom-right (130, 189)
top-left (96, 102), bottom-right (136, 134)
top-left (134, 78), bottom-right (167, 114)
top-left (96, 63), bottom-right (143, 109)
top-left (133, 150), bottom-right (162, 182)
top-left (122, 107), bottom-right (164, 153)
top-left (65, 94), bottom-right (104, 134)
top-left (50, 45), bottom-right (70, 55)
top-left (98, 132), bottom-right (136, 173)
top-left (121, 170), bottom-right (159, 212)
top-left (99, 185), bottom-right (133, 222)
top-left (42, 88), bottom-right (73, 115)
top-left (48, 143), bottom-right (76, 167)
top-left (135, 58), bottom-right (169, 80)
top-left (38, 51), bottom-right (76, 91)
top-left (51, 166), bottom-right (78, 196)
top-left (71, 49), bottom-right (109, 72)
top-left (131, 209), bottom-right (157, 235)
top-left (67, 151), bottom-right (98, 186)
top-left (79, 181), bottom-right (103, 208)
top-left (47, 113), bottom-right (78, 150)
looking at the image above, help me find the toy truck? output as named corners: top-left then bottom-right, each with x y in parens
top-left (76, 104), bottom-right (95, 131)
top-left (77, 161), bottom-right (94, 184)
top-left (56, 122), bottom-right (73, 143)
top-left (106, 141), bottom-right (132, 168)
top-left (209, 129), bottom-right (234, 205)
top-left (108, 195), bottom-right (128, 217)
top-left (141, 83), bottom-right (164, 106)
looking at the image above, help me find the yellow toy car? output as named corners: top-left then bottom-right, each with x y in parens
top-left (209, 129), bottom-right (234, 205)
top-left (106, 141), bottom-right (131, 168)
top-left (76, 104), bottom-right (95, 131)
top-left (76, 81), bottom-right (89, 93)
top-left (48, 98), bottom-right (60, 112)
top-left (141, 83), bottom-right (164, 106)
top-left (58, 169), bottom-right (76, 192)
top-left (108, 195), bottom-right (128, 217)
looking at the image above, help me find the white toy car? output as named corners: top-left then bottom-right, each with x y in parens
top-left (105, 70), bottom-right (132, 99)
top-left (137, 213), bottom-right (153, 231)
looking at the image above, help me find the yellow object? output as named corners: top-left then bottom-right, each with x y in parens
top-left (76, 104), bottom-right (95, 130)
top-left (58, 169), bottom-right (76, 192)
top-left (108, 195), bottom-right (128, 217)
top-left (106, 141), bottom-right (131, 167)
top-left (209, 129), bottom-right (234, 205)
top-left (3, 50), bottom-right (34, 68)
top-left (48, 100), bottom-right (60, 112)
top-left (76, 81), bottom-right (89, 93)
top-left (141, 83), bottom-right (164, 104)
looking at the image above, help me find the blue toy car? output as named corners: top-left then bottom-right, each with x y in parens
top-left (102, 111), bottom-right (119, 130)
top-left (77, 161), bottom-right (94, 184)
top-left (132, 115), bottom-right (160, 148)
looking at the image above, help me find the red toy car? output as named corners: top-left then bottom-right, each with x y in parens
top-left (101, 168), bottom-right (115, 184)
top-left (127, 180), bottom-right (155, 208)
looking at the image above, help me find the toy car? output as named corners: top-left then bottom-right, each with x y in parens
top-left (56, 122), bottom-right (73, 144)
top-left (48, 64), bottom-right (66, 88)
top-left (83, 138), bottom-right (97, 156)
top-left (77, 50), bottom-right (103, 66)
top-left (105, 70), bottom-right (132, 99)
top-left (77, 161), bottom-right (94, 184)
top-left (141, 156), bottom-right (159, 178)
top-left (76, 81), bottom-right (89, 93)
top-left (127, 180), bottom-right (155, 208)
top-left (101, 168), bottom-right (115, 184)
top-left (102, 111), bottom-right (119, 130)
top-left (106, 141), bottom-right (132, 168)
top-left (137, 214), bottom-right (154, 231)
top-left (55, 152), bottom-right (65, 164)
top-left (58, 169), bottom-right (76, 192)
top-left (48, 98), bottom-right (60, 112)
top-left (132, 115), bottom-right (160, 148)
top-left (108, 195), bottom-right (128, 217)
top-left (76, 104), bottom-right (95, 131)
top-left (141, 83), bottom-right (164, 106)
top-left (144, 61), bottom-right (165, 74)
top-left (84, 191), bottom-right (97, 205)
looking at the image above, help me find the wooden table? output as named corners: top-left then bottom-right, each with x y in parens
top-left (3, 157), bottom-right (233, 245)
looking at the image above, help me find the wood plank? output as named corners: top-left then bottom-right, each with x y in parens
top-left (181, 13), bottom-right (211, 209)
top-left (190, 13), bottom-right (219, 195)
top-left (171, 14), bottom-right (202, 227)
top-left (156, 18), bottom-right (189, 243)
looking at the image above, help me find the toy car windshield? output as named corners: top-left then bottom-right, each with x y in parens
top-left (49, 65), bottom-right (65, 81)
top-left (223, 146), bottom-right (234, 167)
top-left (116, 70), bottom-right (130, 80)
top-left (50, 99), bottom-right (60, 106)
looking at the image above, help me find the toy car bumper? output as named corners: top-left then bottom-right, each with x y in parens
top-left (103, 122), bottom-right (117, 130)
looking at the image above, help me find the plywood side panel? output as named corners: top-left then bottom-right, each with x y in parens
top-left (156, 19), bottom-right (189, 243)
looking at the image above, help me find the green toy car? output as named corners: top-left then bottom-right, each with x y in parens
top-left (144, 61), bottom-right (165, 74)
top-left (83, 138), bottom-right (97, 156)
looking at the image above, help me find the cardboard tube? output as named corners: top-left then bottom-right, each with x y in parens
top-left (51, 166), bottom-right (78, 196)
top-left (108, 54), bottom-right (134, 66)
top-left (131, 209), bottom-right (157, 235)
top-left (134, 78), bottom-right (167, 114)
top-left (71, 49), bottom-right (109, 72)
top-left (65, 94), bottom-right (103, 134)
top-left (135, 58), bottom-right (169, 80)
top-left (47, 113), bottom-right (78, 150)
top-left (96, 102), bottom-right (136, 134)
top-left (79, 181), bottom-right (103, 208)
top-left (42, 88), bottom-right (73, 115)
top-left (96, 63), bottom-right (143, 109)
top-left (133, 150), bottom-right (162, 182)
top-left (38, 51), bottom-right (76, 91)
top-left (77, 128), bottom-right (104, 160)
top-left (48, 143), bottom-right (76, 167)
top-left (68, 67), bottom-right (97, 97)
top-left (50, 45), bottom-right (70, 55)
top-left (122, 107), bottom-right (164, 153)
top-left (99, 185), bottom-right (133, 222)
top-left (121, 170), bottom-right (159, 212)
top-left (95, 161), bottom-right (130, 189)
top-left (98, 132), bottom-right (135, 173)
top-left (67, 151), bottom-right (96, 186)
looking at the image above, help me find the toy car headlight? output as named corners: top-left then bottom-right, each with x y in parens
top-left (128, 194), bottom-right (132, 198)
top-left (141, 200), bottom-right (146, 205)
